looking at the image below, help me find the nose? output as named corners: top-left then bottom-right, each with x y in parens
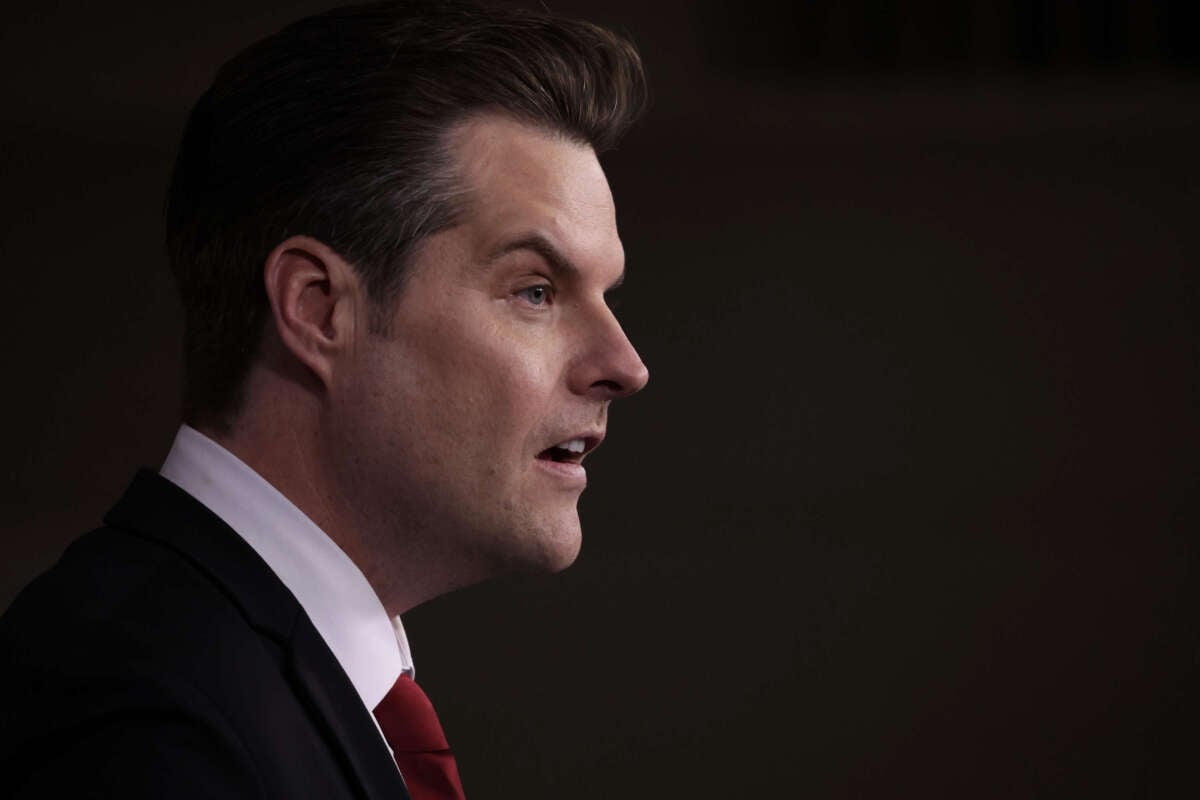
top-left (571, 306), bottom-right (649, 401)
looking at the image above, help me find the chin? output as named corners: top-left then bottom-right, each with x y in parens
top-left (541, 527), bottom-right (583, 573)
top-left (495, 513), bottom-right (583, 576)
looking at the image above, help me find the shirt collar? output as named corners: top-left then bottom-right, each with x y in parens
top-left (160, 424), bottom-right (413, 711)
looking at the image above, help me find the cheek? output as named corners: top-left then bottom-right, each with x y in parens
top-left (405, 318), bottom-right (562, 451)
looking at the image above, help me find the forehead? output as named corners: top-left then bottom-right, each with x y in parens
top-left (446, 114), bottom-right (622, 266)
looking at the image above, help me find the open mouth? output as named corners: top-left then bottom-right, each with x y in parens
top-left (536, 437), bottom-right (598, 465)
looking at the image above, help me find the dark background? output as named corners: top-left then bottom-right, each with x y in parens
top-left (2, 1), bottom-right (1197, 796)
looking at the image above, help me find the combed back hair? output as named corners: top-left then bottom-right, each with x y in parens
top-left (165, 0), bottom-right (649, 432)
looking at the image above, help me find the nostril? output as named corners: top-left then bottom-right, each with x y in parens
top-left (592, 377), bottom-right (646, 400)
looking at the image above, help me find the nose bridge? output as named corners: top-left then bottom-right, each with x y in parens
top-left (572, 298), bottom-right (649, 399)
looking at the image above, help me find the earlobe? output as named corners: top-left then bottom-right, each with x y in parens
top-left (263, 235), bottom-right (360, 388)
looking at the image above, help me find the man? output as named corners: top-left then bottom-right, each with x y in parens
top-left (0, 2), bottom-right (649, 798)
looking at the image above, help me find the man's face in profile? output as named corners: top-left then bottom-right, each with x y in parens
top-left (328, 113), bottom-right (648, 581)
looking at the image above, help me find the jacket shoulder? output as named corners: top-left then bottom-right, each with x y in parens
top-left (0, 522), bottom-right (358, 799)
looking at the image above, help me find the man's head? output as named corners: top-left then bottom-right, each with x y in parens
top-left (166, 0), bottom-right (648, 430)
top-left (165, 1), bottom-right (650, 610)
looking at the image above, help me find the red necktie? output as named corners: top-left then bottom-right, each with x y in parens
top-left (373, 674), bottom-right (466, 800)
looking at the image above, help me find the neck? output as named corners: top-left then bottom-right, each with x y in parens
top-left (196, 363), bottom-right (491, 615)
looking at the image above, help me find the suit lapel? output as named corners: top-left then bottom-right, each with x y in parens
top-left (105, 470), bottom-right (411, 800)
top-left (289, 616), bottom-right (412, 800)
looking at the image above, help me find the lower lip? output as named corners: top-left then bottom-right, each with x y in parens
top-left (535, 458), bottom-right (587, 487)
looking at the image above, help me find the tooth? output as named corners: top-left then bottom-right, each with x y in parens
top-left (562, 439), bottom-right (585, 453)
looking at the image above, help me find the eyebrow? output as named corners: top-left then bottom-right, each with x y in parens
top-left (486, 232), bottom-right (626, 291)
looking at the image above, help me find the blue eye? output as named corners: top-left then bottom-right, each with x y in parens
top-left (518, 285), bottom-right (551, 306)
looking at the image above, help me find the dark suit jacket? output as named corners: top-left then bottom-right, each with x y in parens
top-left (0, 470), bottom-right (412, 799)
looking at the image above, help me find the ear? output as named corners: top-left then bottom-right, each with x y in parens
top-left (262, 235), bottom-right (362, 389)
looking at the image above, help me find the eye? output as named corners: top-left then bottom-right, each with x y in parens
top-left (516, 284), bottom-right (553, 306)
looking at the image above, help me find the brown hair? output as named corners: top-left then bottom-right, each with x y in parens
top-left (165, 0), bottom-right (648, 431)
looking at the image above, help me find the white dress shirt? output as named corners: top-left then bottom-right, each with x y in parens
top-left (159, 424), bottom-right (413, 730)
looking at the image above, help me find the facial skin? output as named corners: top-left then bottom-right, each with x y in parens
top-left (303, 114), bottom-right (649, 612)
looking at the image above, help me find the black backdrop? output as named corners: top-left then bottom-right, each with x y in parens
top-left (3, 2), bottom-right (1197, 797)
